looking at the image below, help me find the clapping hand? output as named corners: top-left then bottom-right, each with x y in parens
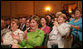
top-left (23, 31), bottom-right (28, 40)
top-left (11, 33), bottom-right (20, 40)
top-left (54, 21), bottom-right (59, 27)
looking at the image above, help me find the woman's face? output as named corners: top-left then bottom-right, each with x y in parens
top-left (30, 19), bottom-right (38, 29)
top-left (26, 19), bottom-right (29, 28)
top-left (40, 18), bottom-right (46, 26)
top-left (75, 10), bottom-right (81, 18)
top-left (58, 16), bottom-right (65, 24)
top-left (11, 21), bottom-right (18, 31)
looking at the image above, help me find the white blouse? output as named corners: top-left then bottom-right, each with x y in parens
top-left (1, 29), bottom-right (24, 45)
top-left (48, 23), bottom-right (71, 48)
top-left (58, 23), bottom-right (71, 36)
top-left (49, 23), bottom-right (71, 40)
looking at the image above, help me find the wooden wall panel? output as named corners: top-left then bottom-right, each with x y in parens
top-left (16, 1), bottom-right (34, 17)
top-left (1, 1), bottom-right (82, 18)
top-left (1, 1), bottom-right (11, 19)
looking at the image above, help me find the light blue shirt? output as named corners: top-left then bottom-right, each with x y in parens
top-left (68, 17), bottom-right (82, 41)
top-left (68, 18), bottom-right (75, 24)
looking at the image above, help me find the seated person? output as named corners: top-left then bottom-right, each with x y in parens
top-left (19, 17), bottom-right (26, 31)
top-left (40, 17), bottom-right (51, 35)
top-left (24, 18), bottom-right (30, 32)
top-left (1, 18), bottom-right (10, 36)
top-left (1, 18), bottom-right (6, 30)
top-left (46, 15), bottom-right (53, 31)
top-left (6, 18), bottom-right (11, 29)
top-left (12, 15), bottom-right (44, 48)
top-left (1, 19), bottom-right (24, 47)
top-left (47, 13), bottom-right (71, 48)
top-left (69, 9), bottom-right (82, 48)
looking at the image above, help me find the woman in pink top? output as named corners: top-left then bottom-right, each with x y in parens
top-left (40, 17), bottom-right (51, 35)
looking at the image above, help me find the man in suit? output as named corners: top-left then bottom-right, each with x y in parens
top-left (20, 17), bottom-right (26, 31)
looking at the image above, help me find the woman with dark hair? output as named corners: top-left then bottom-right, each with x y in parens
top-left (46, 15), bottom-right (53, 31)
top-left (47, 13), bottom-right (71, 48)
top-left (40, 17), bottom-right (51, 35)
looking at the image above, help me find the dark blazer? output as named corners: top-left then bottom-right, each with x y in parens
top-left (21, 24), bottom-right (26, 31)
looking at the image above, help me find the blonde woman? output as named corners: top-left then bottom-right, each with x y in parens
top-left (47, 13), bottom-right (71, 48)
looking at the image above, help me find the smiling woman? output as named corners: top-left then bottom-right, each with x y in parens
top-left (40, 17), bottom-right (51, 35)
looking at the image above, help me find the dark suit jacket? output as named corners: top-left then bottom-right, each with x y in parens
top-left (22, 24), bottom-right (26, 31)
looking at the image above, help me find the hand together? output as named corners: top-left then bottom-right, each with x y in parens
top-left (23, 31), bottom-right (28, 40)
top-left (54, 21), bottom-right (59, 27)
top-left (11, 33), bottom-right (20, 40)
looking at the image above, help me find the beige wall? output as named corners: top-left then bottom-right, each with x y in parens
top-left (1, 1), bottom-right (82, 18)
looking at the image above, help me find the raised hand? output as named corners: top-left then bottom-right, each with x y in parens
top-left (23, 31), bottom-right (28, 40)
top-left (54, 21), bottom-right (59, 27)
top-left (11, 33), bottom-right (20, 40)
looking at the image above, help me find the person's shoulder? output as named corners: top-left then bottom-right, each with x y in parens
top-left (63, 23), bottom-right (71, 27)
top-left (5, 31), bottom-right (12, 35)
top-left (77, 17), bottom-right (82, 23)
top-left (46, 26), bottom-right (50, 29)
top-left (80, 17), bottom-right (82, 20)
top-left (63, 22), bottom-right (70, 24)
top-left (37, 29), bottom-right (44, 34)
top-left (17, 29), bottom-right (24, 33)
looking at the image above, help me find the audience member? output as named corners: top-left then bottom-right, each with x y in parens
top-left (47, 13), bottom-right (71, 48)
top-left (1, 19), bottom-right (24, 48)
top-left (40, 17), bottom-right (51, 35)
